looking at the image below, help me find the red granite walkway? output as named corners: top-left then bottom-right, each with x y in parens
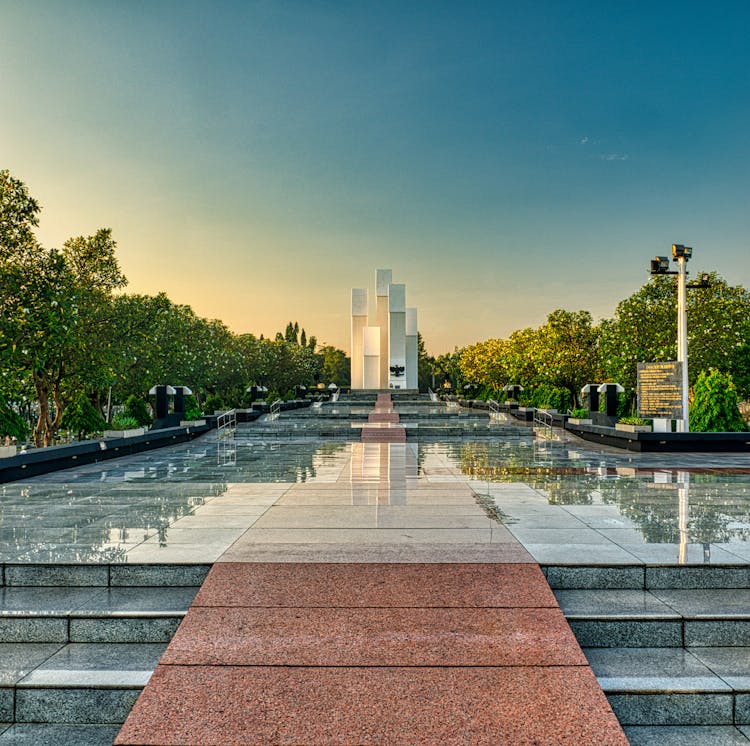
top-left (361, 392), bottom-right (407, 442)
top-left (116, 562), bottom-right (626, 745)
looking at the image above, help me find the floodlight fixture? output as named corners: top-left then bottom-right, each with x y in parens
top-left (687, 273), bottom-right (710, 290)
top-left (650, 256), bottom-right (671, 274)
top-left (672, 244), bottom-right (693, 260)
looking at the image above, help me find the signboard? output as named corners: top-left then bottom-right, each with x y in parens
top-left (637, 362), bottom-right (683, 419)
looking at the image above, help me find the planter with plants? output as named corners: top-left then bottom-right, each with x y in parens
top-left (103, 414), bottom-right (146, 439)
top-left (615, 416), bottom-right (652, 433)
top-left (0, 443), bottom-right (17, 458)
top-left (567, 408), bottom-right (592, 425)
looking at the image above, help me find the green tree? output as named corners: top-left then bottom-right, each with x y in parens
top-left (0, 400), bottom-right (29, 441)
top-left (318, 345), bottom-right (350, 387)
top-left (1, 172), bottom-right (127, 445)
top-left (690, 369), bottom-right (747, 432)
top-left (459, 338), bottom-right (509, 395)
top-left (434, 349), bottom-right (464, 390)
top-left (123, 395), bottom-right (152, 427)
top-left (599, 273), bottom-right (750, 406)
top-left (533, 310), bottom-right (600, 407)
top-left (417, 333), bottom-right (436, 392)
top-left (61, 392), bottom-right (107, 440)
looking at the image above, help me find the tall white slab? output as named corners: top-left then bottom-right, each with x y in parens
top-left (362, 326), bottom-right (381, 390)
top-left (406, 307), bottom-right (418, 390)
top-left (350, 288), bottom-right (368, 389)
top-left (388, 283), bottom-right (406, 389)
top-left (376, 269), bottom-right (392, 389)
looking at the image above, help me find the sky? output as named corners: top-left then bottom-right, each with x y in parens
top-left (2, 1), bottom-right (749, 354)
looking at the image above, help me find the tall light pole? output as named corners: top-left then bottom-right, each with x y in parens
top-left (672, 244), bottom-right (692, 432)
top-left (649, 245), bottom-right (695, 432)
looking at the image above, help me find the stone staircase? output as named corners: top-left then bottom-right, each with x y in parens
top-left (0, 564), bottom-right (208, 745)
top-left (546, 564), bottom-right (750, 745)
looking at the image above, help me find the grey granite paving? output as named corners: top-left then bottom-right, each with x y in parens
top-left (19, 643), bottom-right (167, 687)
top-left (0, 724), bottom-right (121, 745)
top-left (585, 647), bottom-right (731, 692)
top-left (690, 647), bottom-right (750, 690)
top-left (0, 588), bottom-right (101, 615)
top-left (624, 725), bottom-right (750, 745)
top-left (217, 541), bottom-right (534, 563)
top-left (652, 589), bottom-right (750, 618)
top-left (3, 412), bottom-right (750, 567)
top-left (74, 587), bottom-right (199, 616)
top-left (0, 643), bottom-right (63, 685)
top-left (608, 692), bottom-right (734, 725)
top-left (554, 590), bottom-right (679, 619)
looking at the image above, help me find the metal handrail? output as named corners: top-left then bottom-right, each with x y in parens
top-left (331, 389), bottom-right (341, 402)
top-left (269, 399), bottom-right (282, 421)
top-left (427, 388), bottom-right (439, 402)
top-left (216, 409), bottom-right (237, 440)
top-left (533, 408), bottom-right (554, 439)
top-left (488, 399), bottom-right (502, 420)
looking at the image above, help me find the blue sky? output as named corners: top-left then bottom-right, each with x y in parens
top-left (2, 1), bottom-right (748, 353)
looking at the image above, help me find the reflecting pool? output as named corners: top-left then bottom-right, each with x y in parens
top-left (3, 427), bottom-right (750, 564)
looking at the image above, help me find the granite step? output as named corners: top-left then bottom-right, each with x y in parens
top-left (0, 587), bottom-right (197, 643)
top-left (584, 646), bottom-right (750, 726)
top-left (554, 588), bottom-right (750, 648)
top-left (0, 564), bottom-right (206, 738)
top-left (2, 642), bottom-right (167, 726)
top-left (549, 565), bottom-right (750, 740)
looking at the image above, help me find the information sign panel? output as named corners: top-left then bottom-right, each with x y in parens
top-left (637, 361), bottom-right (683, 419)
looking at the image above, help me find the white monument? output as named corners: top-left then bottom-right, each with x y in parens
top-left (350, 288), bottom-right (368, 390)
top-left (362, 326), bottom-right (381, 389)
top-left (375, 269), bottom-right (391, 388)
top-left (351, 270), bottom-right (420, 390)
top-left (405, 307), bottom-right (418, 390)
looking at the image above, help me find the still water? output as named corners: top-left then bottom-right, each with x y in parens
top-left (3, 431), bottom-right (750, 562)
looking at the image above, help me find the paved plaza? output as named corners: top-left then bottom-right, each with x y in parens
top-left (3, 398), bottom-right (750, 743)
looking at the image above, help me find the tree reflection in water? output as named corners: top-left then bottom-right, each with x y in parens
top-left (452, 439), bottom-right (750, 546)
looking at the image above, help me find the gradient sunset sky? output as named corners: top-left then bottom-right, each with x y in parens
top-left (2, 2), bottom-right (748, 354)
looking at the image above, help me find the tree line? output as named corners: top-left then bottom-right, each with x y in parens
top-left (0, 170), bottom-right (350, 446)
top-left (428, 275), bottom-right (750, 417)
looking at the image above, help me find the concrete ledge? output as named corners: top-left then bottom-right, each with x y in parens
top-left (0, 424), bottom-right (211, 483)
top-left (564, 422), bottom-right (750, 452)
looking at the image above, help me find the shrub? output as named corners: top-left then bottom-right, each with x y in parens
top-left (183, 395), bottom-right (203, 420)
top-left (569, 408), bottom-right (589, 419)
top-left (618, 416), bottom-right (650, 426)
top-left (0, 401), bottom-right (28, 441)
top-left (110, 414), bottom-right (141, 430)
top-left (690, 369), bottom-right (747, 432)
top-left (522, 385), bottom-right (573, 412)
top-left (204, 393), bottom-right (224, 414)
top-left (61, 393), bottom-right (106, 439)
top-left (123, 395), bottom-right (152, 426)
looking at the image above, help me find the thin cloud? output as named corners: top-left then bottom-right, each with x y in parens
top-left (601, 153), bottom-right (628, 161)
top-left (579, 136), bottom-right (589, 144)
